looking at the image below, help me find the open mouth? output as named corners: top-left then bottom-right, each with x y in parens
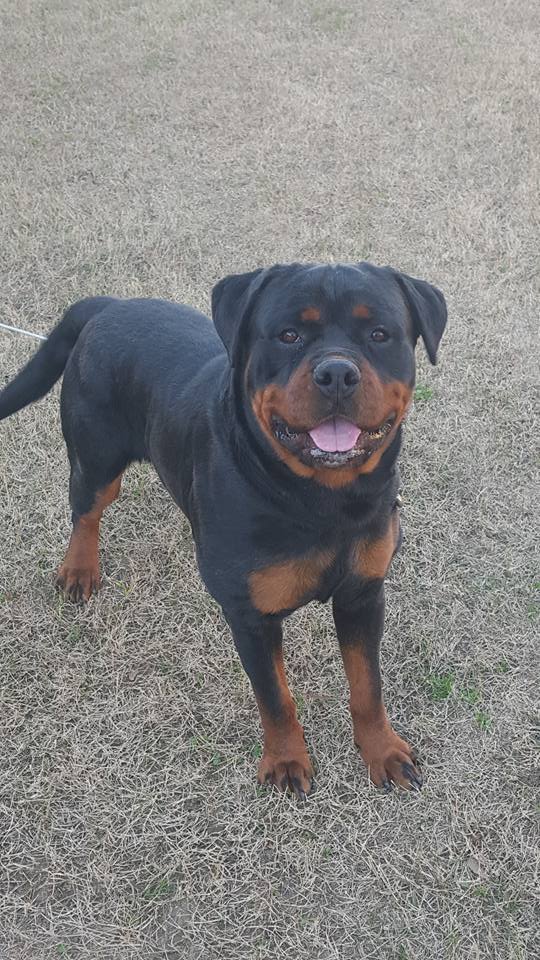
top-left (272, 414), bottom-right (396, 468)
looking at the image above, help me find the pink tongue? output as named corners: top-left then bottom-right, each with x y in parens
top-left (308, 417), bottom-right (361, 453)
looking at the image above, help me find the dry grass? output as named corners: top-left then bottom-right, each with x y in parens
top-left (1, 1), bottom-right (539, 957)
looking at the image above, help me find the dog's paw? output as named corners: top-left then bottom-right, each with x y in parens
top-left (356, 728), bottom-right (422, 791)
top-left (56, 563), bottom-right (100, 603)
top-left (257, 748), bottom-right (314, 800)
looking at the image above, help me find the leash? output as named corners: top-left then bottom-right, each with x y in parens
top-left (0, 322), bottom-right (47, 341)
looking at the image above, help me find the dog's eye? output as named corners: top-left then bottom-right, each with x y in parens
top-left (279, 329), bottom-right (302, 344)
top-left (370, 327), bottom-right (389, 343)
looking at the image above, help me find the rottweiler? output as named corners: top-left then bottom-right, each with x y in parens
top-left (0, 262), bottom-right (447, 798)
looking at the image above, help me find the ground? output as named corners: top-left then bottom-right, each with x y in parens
top-left (0, 1), bottom-right (538, 958)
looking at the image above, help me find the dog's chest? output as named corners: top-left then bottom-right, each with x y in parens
top-left (248, 511), bottom-right (399, 615)
top-left (248, 549), bottom-right (335, 614)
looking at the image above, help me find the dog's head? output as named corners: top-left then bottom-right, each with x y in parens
top-left (212, 262), bottom-right (447, 487)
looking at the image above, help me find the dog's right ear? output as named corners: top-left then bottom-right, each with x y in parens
top-left (211, 268), bottom-right (269, 366)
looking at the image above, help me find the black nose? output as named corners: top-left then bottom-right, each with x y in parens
top-left (312, 358), bottom-right (360, 399)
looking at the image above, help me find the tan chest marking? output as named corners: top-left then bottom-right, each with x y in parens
top-left (351, 510), bottom-right (400, 580)
top-left (249, 550), bottom-right (334, 614)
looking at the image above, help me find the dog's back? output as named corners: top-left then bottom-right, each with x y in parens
top-left (0, 296), bottom-right (223, 424)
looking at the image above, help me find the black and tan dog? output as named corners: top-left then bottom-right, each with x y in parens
top-left (0, 262), bottom-right (447, 798)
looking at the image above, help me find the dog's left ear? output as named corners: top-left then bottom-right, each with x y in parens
top-left (211, 268), bottom-right (270, 366)
top-left (390, 270), bottom-right (448, 364)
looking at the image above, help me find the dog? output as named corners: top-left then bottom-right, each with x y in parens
top-left (0, 262), bottom-right (447, 797)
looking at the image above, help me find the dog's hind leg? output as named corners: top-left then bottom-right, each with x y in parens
top-left (56, 460), bottom-right (125, 602)
top-left (55, 333), bottom-right (138, 602)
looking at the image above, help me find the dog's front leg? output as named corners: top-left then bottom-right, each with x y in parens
top-left (226, 611), bottom-right (314, 798)
top-left (333, 582), bottom-right (422, 791)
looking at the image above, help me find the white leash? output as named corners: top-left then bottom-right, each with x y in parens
top-left (0, 322), bottom-right (47, 341)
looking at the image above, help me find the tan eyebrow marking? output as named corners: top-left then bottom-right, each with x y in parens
top-left (352, 304), bottom-right (371, 319)
top-left (300, 306), bottom-right (322, 323)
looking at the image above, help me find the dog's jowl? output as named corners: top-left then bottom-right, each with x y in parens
top-left (0, 263), bottom-right (447, 797)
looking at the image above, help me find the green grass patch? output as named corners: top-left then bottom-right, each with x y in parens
top-left (189, 732), bottom-right (211, 751)
top-left (189, 733), bottom-right (226, 767)
top-left (295, 694), bottom-right (306, 715)
top-left (426, 672), bottom-right (454, 701)
top-left (461, 685), bottom-right (480, 705)
top-left (414, 384), bottom-right (434, 402)
top-left (113, 579), bottom-right (132, 597)
top-left (470, 883), bottom-right (490, 898)
top-left (311, 5), bottom-right (350, 32)
top-left (475, 710), bottom-right (492, 731)
top-left (143, 878), bottom-right (173, 902)
top-left (526, 601), bottom-right (538, 621)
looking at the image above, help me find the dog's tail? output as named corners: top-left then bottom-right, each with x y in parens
top-left (0, 297), bottom-right (116, 421)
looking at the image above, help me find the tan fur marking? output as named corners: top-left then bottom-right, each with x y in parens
top-left (255, 647), bottom-right (314, 792)
top-left (250, 359), bottom-right (413, 487)
top-left (352, 303), bottom-right (371, 319)
top-left (338, 618), bottom-right (420, 788)
top-left (250, 550), bottom-right (334, 614)
top-left (300, 306), bottom-right (322, 322)
top-left (352, 510), bottom-right (400, 580)
top-left (56, 475), bottom-right (122, 601)
top-left (340, 642), bottom-right (385, 729)
top-left (251, 376), bottom-right (317, 480)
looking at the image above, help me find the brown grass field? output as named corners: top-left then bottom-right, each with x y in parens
top-left (1, 1), bottom-right (539, 957)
